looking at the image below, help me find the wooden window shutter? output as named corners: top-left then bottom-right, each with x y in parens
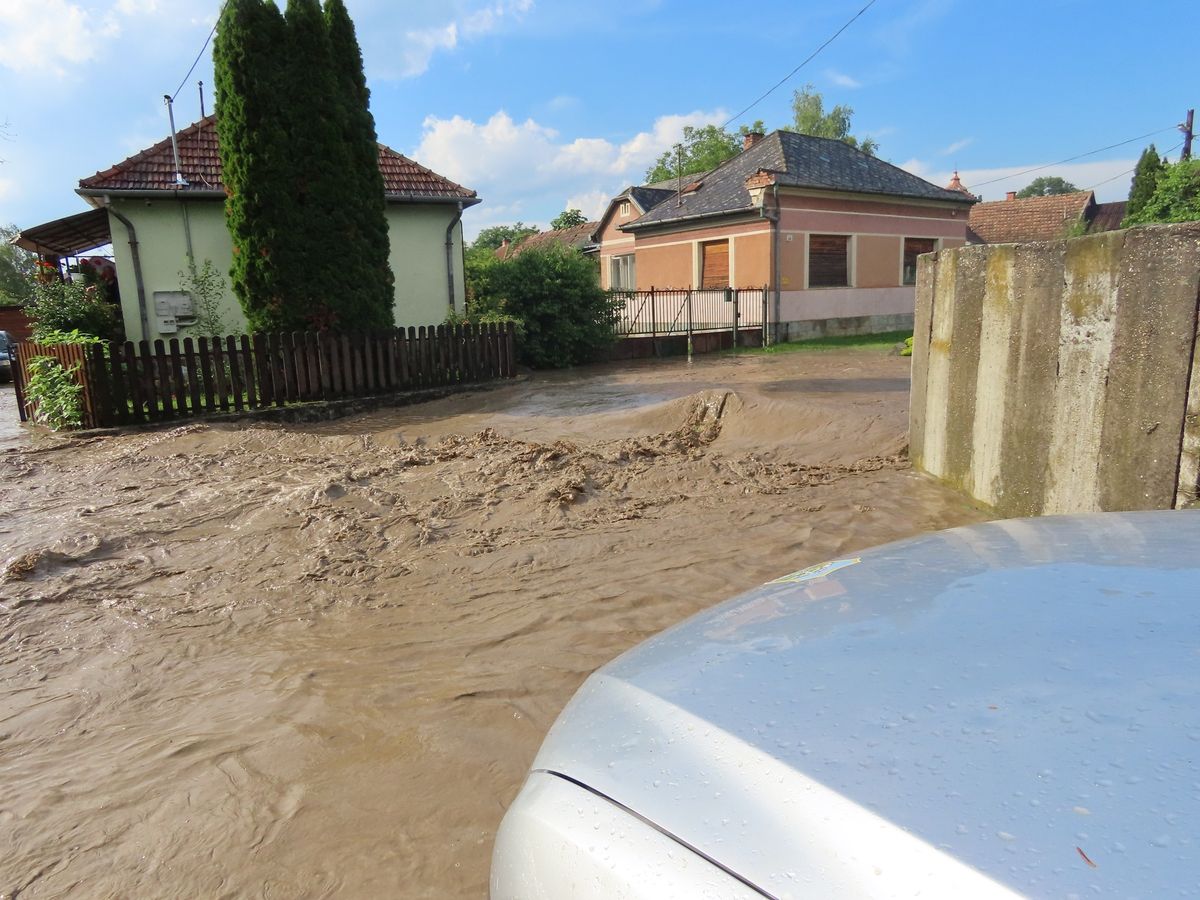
top-left (701, 240), bottom-right (729, 289)
top-left (808, 235), bottom-right (849, 287)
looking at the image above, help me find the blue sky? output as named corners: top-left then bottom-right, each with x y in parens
top-left (0, 0), bottom-right (1194, 241)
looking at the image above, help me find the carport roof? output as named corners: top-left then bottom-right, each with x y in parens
top-left (12, 208), bottom-right (112, 257)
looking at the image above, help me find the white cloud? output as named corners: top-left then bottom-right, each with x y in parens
top-left (399, 0), bottom-right (534, 78)
top-left (824, 69), bottom-right (861, 89)
top-left (940, 137), bottom-right (974, 157)
top-left (0, 0), bottom-right (120, 76)
top-left (563, 190), bottom-right (612, 221)
top-left (414, 107), bottom-right (727, 240)
top-left (401, 23), bottom-right (460, 78)
top-left (900, 158), bottom-right (1140, 204)
top-left (415, 107), bottom-right (726, 187)
top-left (0, 177), bottom-right (16, 203)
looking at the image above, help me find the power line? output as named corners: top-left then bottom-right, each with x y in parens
top-left (968, 127), bottom-right (1177, 190)
top-left (170, 2), bottom-right (228, 102)
top-left (718, 0), bottom-right (878, 131)
top-left (1086, 141), bottom-right (1184, 191)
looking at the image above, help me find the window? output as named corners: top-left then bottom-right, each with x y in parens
top-left (610, 254), bottom-right (636, 290)
top-left (619, 201), bottom-right (631, 217)
top-left (700, 240), bottom-right (729, 289)
top-left (903, 238), bottom-right (938, 285)
top-left (808, 235), bottom-right (850, 288)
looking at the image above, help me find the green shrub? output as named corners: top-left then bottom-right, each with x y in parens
top-left (24, 356), bottom-right (84, 430)
top-left (179, 260), bottom-right (231, 337)
top-left (900, 335), bottom-right (914, 357)
top-left (27, 278), bottom-right (118, 341)
top-left (31, 328), bottom-right (108, 346)
top-left (466, 246), bottom-right (616, 368)
top-left (1123, 159), bottom-right (1200, 225)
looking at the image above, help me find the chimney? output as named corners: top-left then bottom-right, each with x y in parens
top-left (1006, 191), bottom-right (1017, 201)
top-left (743, 131), bottom-right (765, 151)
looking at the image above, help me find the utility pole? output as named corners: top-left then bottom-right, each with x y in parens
top-left (1182, 108), bottom-right (1194, 161)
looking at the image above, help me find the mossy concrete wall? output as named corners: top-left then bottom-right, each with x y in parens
top-left (910, 223), bottom-right (1200, 516)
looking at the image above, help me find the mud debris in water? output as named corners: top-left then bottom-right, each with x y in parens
top-left (0, 349), bottom-right (985, 898)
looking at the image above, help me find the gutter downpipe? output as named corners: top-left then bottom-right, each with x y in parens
top-left (753, 186), bottom-right (782, 345)
top-left (445, 201), bottom-right (465, 314)
top-left (105, 196), bottom-right (150, 341)
top-left (769, 184), bottom-right (782, 345)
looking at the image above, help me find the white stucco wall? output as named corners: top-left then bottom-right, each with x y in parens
top-left (105, 197), bottom-right (466, 343)
top-left (107, 198), bottom-right (240, 344)
top-left (385, 203), bottom-right (466, 326)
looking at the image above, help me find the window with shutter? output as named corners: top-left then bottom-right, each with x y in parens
top-left (808, 235), bottom-right (850, 288)
top-left (701, 240), bottom-right (729, 289)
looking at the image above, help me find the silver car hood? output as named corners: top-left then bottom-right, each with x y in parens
top-left (531, 512), bottom-right (1200, 898)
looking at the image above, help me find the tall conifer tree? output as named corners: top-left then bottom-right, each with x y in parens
top-left (281, 0), bottom-right (360, 329)
top-left (325, 0), bottom-right (394, 327)
top-left (1125, 145), bottom-right (1165, 224)
top-left (214, 0), bottom-right (397, 331)
top-left (213, 0), bottom-right (291, 331)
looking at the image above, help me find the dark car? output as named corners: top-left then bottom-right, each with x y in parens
top-left (0, 331), bottom-right (12, 383)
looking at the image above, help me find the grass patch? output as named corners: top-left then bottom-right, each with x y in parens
top-left (728, 330), bottom-right (913, 355)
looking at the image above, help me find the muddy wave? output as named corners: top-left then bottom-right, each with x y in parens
top-left (0, 350), bottom-right (984, 897)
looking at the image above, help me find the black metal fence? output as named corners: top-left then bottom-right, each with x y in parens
top-left (608, 287), bottom-right (769, 343)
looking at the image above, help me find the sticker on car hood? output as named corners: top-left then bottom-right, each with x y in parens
top-left (767, 557), bottom-right (860, 585)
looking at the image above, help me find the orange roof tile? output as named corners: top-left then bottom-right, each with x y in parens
top-left (78, 115), bottom-right (477, 203)
top-left (506, 221), bottom-right (598, 257)
top-left (967, 191), bottom-right (1095, 243)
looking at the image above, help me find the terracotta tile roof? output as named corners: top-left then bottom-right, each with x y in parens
top-left (505, 221), bottom-right (599, 258)
top-left (78, 115), bottom-right (477, 203)
top-left (967, 191), bottom-right (1095, 244)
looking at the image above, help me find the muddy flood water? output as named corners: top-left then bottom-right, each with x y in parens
top-left (1, 349), bottom-right (986, 898)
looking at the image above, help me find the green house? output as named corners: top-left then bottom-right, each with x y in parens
top-left (16, 116), bottom-right (479, 342)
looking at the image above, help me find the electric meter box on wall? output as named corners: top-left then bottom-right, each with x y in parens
top-left (153, 291), bottom-right (196, 334)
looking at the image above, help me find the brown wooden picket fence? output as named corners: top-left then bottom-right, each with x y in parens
top-left (14, 322), bottom-right (516, 429)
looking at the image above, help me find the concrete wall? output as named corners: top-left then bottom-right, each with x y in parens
top-left (106, 197), bottom-right (464, 343)
top-left (910, 223), bottom-right (1200, 516)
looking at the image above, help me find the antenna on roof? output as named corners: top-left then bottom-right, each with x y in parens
top-left (163, 94), bottom-right (189, 188)
top-left (199, 80), bottom-right (206, 120)
top-left (675, 143), bottom-right (683, 207)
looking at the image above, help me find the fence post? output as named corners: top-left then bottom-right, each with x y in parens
top-left (649, 286), bottom-right (658, 357)
top-left (12, 344), bottom-right (28, 422)
top-left (728, 286), bottom-right (738, 351)
top-left (762, 284), bottom-right (769, 347)
top-left (686, 290), bottom-right (694, 361)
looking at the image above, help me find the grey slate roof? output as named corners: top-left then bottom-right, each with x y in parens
top-left (627, 184), bottom-right (677, 214)
top-left (625, 131), bottom-right (974, 231)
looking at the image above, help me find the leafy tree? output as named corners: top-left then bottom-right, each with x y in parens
top-left (0, 224), bottom-right (35, 306)
top-left (466, 223), bottom-right (538, 264)
top-left (325, 0), bottom-right (394, 327)
top-left (466, 245), bottom-right (616, 368)
top-left (1016, 176), bottom-right (1079, 198)
top-left (1125, 144), bottom-right (1166, 223)
top-left (550, 208), bottom-right (588, 230)
top-left (1124, 159), bottom-right (1200, 225)
top-left (790, 85), bottom-right (877, 156)
top-left (644, 121), bottom-right (768, 184)
top-left (213, 0), bottom-right (292, 332)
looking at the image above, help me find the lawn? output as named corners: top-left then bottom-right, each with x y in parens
top-left (728, 330), bottom-right (913, 355)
